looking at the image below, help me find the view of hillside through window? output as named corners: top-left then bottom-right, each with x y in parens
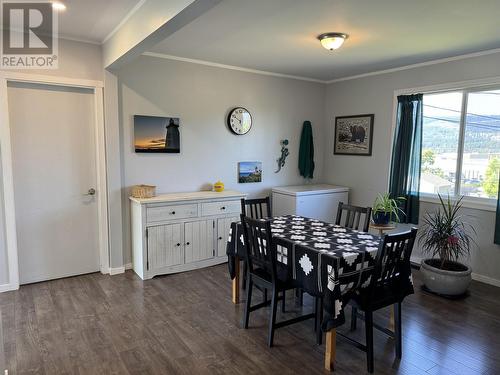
top-left (421, 89), bottom-right (500, 200)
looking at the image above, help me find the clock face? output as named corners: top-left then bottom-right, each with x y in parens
top-left (228, 107), bottom-right (252, 135)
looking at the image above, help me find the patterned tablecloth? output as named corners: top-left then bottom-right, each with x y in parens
top-left (226, 215), bottom-right (414, 330)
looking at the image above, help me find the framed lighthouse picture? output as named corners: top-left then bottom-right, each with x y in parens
top-left (134, 115), bottom-right (180, 153)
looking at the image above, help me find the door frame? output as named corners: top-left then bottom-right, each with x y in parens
top-left (0, 72), bottom-right (109, 291)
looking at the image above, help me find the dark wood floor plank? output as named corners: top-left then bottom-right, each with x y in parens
top-left (1, 265), bottom-right (499, 374)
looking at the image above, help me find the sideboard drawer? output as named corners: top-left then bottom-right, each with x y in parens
top-left (147, 204), bottom-right (198, 223)
top-left (201, 200), bottom-right (241, 216)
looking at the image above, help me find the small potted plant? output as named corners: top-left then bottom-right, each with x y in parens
top-left (419, 194), bottom-right (476, 296)
top-left (372, 193), bottom-right (405, 225)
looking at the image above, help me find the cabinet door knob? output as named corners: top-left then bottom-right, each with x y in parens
top-left (186, 242), bottom-right (190, 245)
top-left (170, 211), bottom-right (176, 215)
top-left (221, 206), bottom-right (226, 210)
top-left (176, 243), bottom-right (181, 246)
top-left (218, 236), bottom-right (223, 240)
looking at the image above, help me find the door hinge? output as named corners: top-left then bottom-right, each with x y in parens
top-left (213, 249), bottom-right (215, 256)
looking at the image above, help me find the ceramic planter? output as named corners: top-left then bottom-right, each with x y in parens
top-left (420, 258), bottom-right (472, 296)
top-left (372, 211), bottom-right (391, 225)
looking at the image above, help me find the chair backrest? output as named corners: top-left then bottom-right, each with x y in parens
top-left (241, 197), bottom-right (271, 219)
top-left (240, 215), bottom-right (277, 280)
top-left (373, 228), bottom-right (418, 287)
top-left (335, 202), bottom-right (372, 232)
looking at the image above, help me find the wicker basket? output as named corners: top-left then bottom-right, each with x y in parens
top-left (131, 185), bottom-right (156, 199)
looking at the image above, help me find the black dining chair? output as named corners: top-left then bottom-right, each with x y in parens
top-left (241, 197), bottom-right (274, 304)
top-left (241, 197), bottom-right (271, 219)
top-left (240, 215), bottom-right (315, 347)
top-left (313, 202), bottom-right (373, 345)
top-left (335, 202), bottom-right (372, 232)
top-left (344, 228), bottom-right (418, 373)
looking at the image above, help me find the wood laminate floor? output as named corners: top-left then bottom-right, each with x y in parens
top-left (1, 264), bottom-right (499, 375)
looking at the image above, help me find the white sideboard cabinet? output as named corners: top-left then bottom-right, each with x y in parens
top-left (130, 190), bottom-right (246, 280)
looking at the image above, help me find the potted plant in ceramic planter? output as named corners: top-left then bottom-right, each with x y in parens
top-left (372, 193), bottom-right (405, 225)
top-left (419, 194), bottom-right (476, 296)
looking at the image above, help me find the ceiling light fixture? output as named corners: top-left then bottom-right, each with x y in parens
top-left (52, 2), bottom-right (66, 11)
top-left (317, 32), bottom-right (348, 50)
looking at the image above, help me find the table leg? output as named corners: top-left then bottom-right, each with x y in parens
top-left (325, 329), bottom-right (337, 371)
top-left (389, 304), bottom-right (395, 331)
top-left (232, 256), bottom-right (240, 304)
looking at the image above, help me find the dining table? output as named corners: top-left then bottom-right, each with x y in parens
top-left (226, 214), bottom-right (414, 371)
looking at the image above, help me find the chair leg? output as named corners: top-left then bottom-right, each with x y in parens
top-left (314, 297), bottom-right (318, 332)
top-left (316, 297), bottom-right (323, 345)
top-left (243, 277), bottom-right (253, 329)
top-left (268, 287), bottom-right (279, 347)
top-left (242, 261), bottom-right (247, 290)
top-left (394, 302), bottom-right (402, 359)
top-left (281, 290), bottom-right (286, 312)
top-left (351, 306), bottom-right (358, 331)
top-left (294, 288), bottom-right (304, 306)
top-left (365, 311), bottom-right (374, 373)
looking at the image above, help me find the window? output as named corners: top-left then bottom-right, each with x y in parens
top-left (421, 88), bottom-right (500, 201)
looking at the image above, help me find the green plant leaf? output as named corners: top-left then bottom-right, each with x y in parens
top-left (417, 193), bottom-right (476, 267)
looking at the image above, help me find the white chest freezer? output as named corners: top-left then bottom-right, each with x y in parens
top-left (272, 184), bottom-right (349, 223)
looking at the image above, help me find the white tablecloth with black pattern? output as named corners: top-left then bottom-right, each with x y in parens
top-left (226, 215), bottom-right (413, 331)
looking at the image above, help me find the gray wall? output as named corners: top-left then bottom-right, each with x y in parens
top-left (104, 71), bottom-right (125, 270)
top-left (0, 39), bottom-right (103, 81)
top-left (116, 55), bottom-right (326, 265)
top-left (0, 40), bottom-right (103, 286)
top-left (2, 38), bottom-right (499, 287)
top-left (323, 51), bottom-right (500, 284)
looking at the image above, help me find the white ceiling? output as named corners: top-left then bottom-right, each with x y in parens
top-left (149, 0), bottom-right (500, 81)
top-left (58, 0), bottom-right (141, 43)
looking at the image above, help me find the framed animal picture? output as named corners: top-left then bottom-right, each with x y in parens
top-left (334, 114), bottom-right (374, 156)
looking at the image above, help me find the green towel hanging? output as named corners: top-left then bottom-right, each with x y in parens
top-left (298, 121), bottom-right (315, 179)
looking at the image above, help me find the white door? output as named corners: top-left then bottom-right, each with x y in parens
top-left (8, 82), bottom-right (100, 284)
top-left (184, 220), bottom-right (214, 263)
top-left (217, 217), bottom-right (239, 257)
top-left (147, 224), bottom-right (183, 270)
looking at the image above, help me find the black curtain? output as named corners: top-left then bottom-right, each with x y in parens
top-left (389, 94), bottom-right (423, 224)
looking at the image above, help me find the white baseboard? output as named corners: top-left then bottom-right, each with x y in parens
top-left (411, 256), bottom-right (500, 288)
top-left (108, 263), bottom-right (133, 275)
top-left (109, 266), bottom-right (125, 275)
top-left (471, 273), bottom-right (500, 288)
top-left (410, 255), bottom-right (422, 267)
top-left (0, 283), bottom-right (18, 292)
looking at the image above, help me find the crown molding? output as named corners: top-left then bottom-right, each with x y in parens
top-left (144, 47), bottom-right (500, 85)
top-left (326, 47), bottom-right (500, 84)
top-left (59, 35), bottom-right (101, 45)
top-left (102, 0), bottom-right (148, 44)
top-left (142, 52), bottom-right (327, 84)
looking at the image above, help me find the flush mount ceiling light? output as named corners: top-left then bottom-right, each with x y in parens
top-left (317, 32), bottom-right (348, 50)
top-left (52, 1), bottom-right (67, 11)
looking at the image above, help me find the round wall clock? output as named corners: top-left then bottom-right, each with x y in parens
top-left (227, 107), bottom-right (252, 135)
